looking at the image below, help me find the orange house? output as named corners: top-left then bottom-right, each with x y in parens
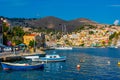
top-left (23, 34), bottom-right (36, 46)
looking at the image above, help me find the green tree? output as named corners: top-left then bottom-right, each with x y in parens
top-left (2, 22), bottom-right (10, 45)
top-left (11, 26), bottom-right (25, 45)
top-left (89, 31), bottom-right (94, 34)
top-left (65, 39), bottom-right (72, 46)
top-left (109, 32), bottom-right (116, 40)
top-left (3, 23), bottom-right (9, 32)
top-left (75, 26), bottom-right (85, 31)
top-left (12, 26), bottom-right (24, 37)
top-left (29, 40), bottom-right (36, 48)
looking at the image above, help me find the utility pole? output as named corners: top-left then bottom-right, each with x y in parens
top-left (0, 18), bottom-right (3, 44)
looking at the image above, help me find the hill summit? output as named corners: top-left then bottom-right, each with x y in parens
top-left (3, 16), bottom-right (101, 32)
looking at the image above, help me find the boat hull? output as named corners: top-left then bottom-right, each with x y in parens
top-left (1, 62), bottom-right (44, 70)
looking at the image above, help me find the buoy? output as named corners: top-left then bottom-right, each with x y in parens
top-left (118, 62), bottom-right (120, 65)
top-left (77, 64), bottom-right (80, 68)
top-left (76, 64), bottom-right (81, 71)
top-left (107, 61), bottom-right (110, 64)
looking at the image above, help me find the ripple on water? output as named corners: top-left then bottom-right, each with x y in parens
top-left (1, 48), bottom-right (120, 80)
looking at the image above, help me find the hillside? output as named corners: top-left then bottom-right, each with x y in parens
top-left (4, 16), bottom-right (101, 32)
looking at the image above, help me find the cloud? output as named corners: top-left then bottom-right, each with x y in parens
top-left (109, 5), bottom-right (120, 7)
top-left (113, 20), bottom-right (119, 25)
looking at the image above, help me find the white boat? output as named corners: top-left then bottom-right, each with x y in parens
top-left (55, 46), bottom-right (72, 50)
top-left (39, 54), bottom-right (66, 62)
top-left (24, 56), bottom-right (40, 61)
top-left (25, 56), bottom-right (39, 59)
top-left (108, 46), bottom-right (118, 48)
top-left (27, 54), bottom-right (66, 62)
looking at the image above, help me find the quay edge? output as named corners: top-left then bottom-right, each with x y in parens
top-left (0, 53), bottom-right (46, 62)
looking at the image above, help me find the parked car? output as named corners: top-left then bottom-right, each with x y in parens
top-left (3, 47), bottom-right (12, 52)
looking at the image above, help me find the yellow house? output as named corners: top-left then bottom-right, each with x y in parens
top-left (23, 34), bottom-right (36, 46)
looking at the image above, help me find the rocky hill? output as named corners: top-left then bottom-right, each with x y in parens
top-left (3, 16), bottom-right (101, 32)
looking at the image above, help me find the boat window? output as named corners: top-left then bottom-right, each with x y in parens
top-left (54, 56), bottom-right (56, 58)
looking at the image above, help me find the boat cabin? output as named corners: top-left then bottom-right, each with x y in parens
top-left (45, 55), bottom-right (60, 58)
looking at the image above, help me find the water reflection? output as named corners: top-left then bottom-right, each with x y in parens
top-left (45, 62), bottom-right (65, 72)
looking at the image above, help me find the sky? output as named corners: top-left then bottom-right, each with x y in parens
top-left (0, 0), bottom-right (120, 24)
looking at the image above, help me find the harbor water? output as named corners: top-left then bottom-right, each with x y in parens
top-left (0, 48), bottom-right (120, 80)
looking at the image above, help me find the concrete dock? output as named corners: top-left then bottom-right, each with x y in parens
top-left (0, 51), bottom-right (46, 62)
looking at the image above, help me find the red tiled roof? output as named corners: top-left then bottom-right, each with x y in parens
top-left (28, 34), bottom-right (36, 36)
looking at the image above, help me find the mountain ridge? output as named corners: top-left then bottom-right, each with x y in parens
top-left (1, 16), bottom-right (104, 32)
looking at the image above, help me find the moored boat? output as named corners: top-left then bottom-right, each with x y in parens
top-left (24, 56), bottom-right (40, 61)
top-left (1, 62), bottom-right (44, 70)
top-left (55, 46), bottom-right (72, 50)
top-left (39, 54), bottom-right (66, 62)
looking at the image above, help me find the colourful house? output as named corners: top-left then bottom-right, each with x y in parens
top-left (23, 34), bottom-right (36, 46)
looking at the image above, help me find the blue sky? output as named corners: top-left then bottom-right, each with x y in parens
top-left (0, 0), bottom-right (120, 24)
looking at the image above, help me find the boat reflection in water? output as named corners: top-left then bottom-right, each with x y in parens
top-left (45, 62), bottom-right (65, 72)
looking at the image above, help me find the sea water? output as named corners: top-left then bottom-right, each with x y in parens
top-left (0, 48), bottom-right (120, 80)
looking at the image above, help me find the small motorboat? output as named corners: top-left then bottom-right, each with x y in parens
top-left (1, 62), bottom-right (44, 70)
top-left (39, 54), bottom-right (66, 62)
top-left (24, 56), bottom-right (40, 61)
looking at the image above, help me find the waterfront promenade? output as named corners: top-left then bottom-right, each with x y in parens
top-left (0, 50), bottom-right (45, 62)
